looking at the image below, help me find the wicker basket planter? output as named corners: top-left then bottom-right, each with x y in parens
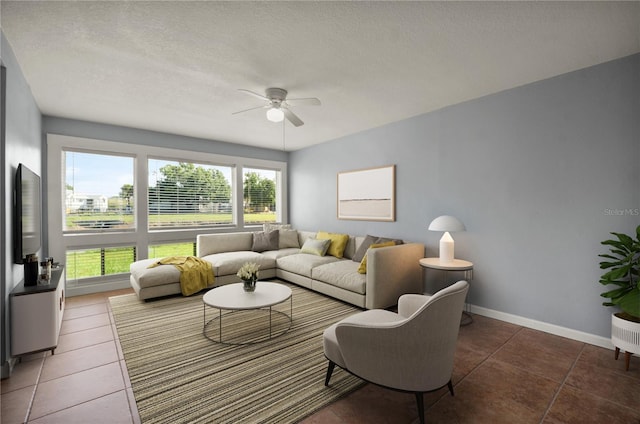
top-left (611, 312), bottom-right (640, 371)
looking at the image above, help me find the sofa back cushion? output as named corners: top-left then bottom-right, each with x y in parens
top-left (197, 232), bottom-right (253, 256)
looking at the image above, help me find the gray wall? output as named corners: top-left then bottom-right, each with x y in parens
top-left (289, 54), bottom-right (640, 338)
top-left (1, 32), bottom-right (43, 377)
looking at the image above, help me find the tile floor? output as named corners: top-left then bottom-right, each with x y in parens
top-left (2, 289), bottom-right (639, 424)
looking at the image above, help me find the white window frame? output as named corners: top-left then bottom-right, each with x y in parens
top-left (47, 134), bottom-right (288, 295)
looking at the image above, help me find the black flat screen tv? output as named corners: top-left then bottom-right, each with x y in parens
top-left (14, 163), bottom-right (42, 264)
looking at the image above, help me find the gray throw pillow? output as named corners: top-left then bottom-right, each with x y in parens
top-left (279, 229), bottom-right (300, 249)
top-left (252, 230), bottom-right (279, 252)
top-left (352, 235), bottom-right (378, 263)
top-left (352, 235), bottom-right (403, 262)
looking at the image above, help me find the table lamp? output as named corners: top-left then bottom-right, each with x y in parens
top-left (428, 215), bottom-right (466, 263)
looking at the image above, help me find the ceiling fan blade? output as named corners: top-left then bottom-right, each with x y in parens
top-left (232, 104), bottom-right (268, 115)
top-left (282, 107), bottom-right (304, 127)
top-left (238, 89), bottom-right (270, 101)
top-left (285, 97), bottom-right (321, 106)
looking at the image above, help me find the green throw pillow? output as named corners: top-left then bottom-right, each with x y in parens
top-left (300, 238), bottom-right (331, 256)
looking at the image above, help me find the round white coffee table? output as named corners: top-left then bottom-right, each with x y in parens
top-left (202, 282), bottom-right (292, 344)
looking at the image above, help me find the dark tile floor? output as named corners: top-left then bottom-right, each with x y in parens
top-left (2, 289), bottom-right (639, 424)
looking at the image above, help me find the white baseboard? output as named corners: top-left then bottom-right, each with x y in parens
top-left (469, 304), bottom-right (613, 350)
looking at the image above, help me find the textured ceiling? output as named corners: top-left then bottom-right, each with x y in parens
top-left (2, 1), bottom-right (639, 151)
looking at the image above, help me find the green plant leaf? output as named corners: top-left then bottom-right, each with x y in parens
top-left (599, 254), bottom-right (620, 261)
top-left (618, 289), bottom-right (640, 318)
top-left (611, 232), bottom-right (634, 247)
top-left (602, 239), bottom-right (630, 253)
top-left (601, 265), bottom-right (631, 281)
top-left (599, 261), bottom-right (624, 269)
top-left (600, 287), bottom-right (631, 300)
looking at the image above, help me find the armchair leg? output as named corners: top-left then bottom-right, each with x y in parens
top-left (414, 392), bottom-right (425, 424)
top-left (324, 361), bottom-right (336, 386)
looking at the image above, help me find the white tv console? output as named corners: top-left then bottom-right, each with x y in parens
top-left (10, 266), bottom-right (65, 356)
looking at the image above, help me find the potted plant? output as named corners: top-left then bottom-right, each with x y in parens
top-left (598, 224), bottom-right (640, 371)
top-left (237, 262), bottom-right (260, 292)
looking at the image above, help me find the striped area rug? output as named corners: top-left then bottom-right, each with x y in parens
top-left (109, 281), bottom-right (365, 423)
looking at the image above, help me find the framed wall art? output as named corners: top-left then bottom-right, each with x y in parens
top-left (337, 165), bottom-right (395, 221)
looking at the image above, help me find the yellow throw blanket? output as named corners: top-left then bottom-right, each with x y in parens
top-left (148, 256), bottom-right (214, 296)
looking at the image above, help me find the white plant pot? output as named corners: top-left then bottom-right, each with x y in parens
top-left (611, 313), bottom-right (640, 355)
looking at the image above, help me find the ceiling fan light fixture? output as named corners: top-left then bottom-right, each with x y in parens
top-left (266, 107), bottom-right (284, 123)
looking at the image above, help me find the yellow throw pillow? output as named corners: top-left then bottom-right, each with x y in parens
top-left (357, 241), bottom-right (396, 274)
top-left (316, 231), bottom-right (350, 259)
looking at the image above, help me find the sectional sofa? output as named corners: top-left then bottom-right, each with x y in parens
top-left (129, 229), bottom-right (425, 309)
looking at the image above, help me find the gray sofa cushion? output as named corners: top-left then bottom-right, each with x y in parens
top-left (312, 260), bottom-right (366, 295)
top-left (202, 251), bottom-right (275, 276)
top-left (260, 248), bottom-right (300, 260)
top-left (276, 253), bottom-right (340, 278)
top-left (130, 258), bottom-right (181, 289)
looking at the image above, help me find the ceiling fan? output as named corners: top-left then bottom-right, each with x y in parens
top-left (233, 87), bottom-right (321, 127)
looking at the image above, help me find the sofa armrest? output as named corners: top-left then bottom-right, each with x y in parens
top-left (365, 243), bottom-right (425, 309)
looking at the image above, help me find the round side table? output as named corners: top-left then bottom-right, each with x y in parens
top-left (419, 257), bottom-right (474, 325)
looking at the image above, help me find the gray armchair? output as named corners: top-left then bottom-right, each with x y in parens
top-left (323, 280), bottom-right (469, 424)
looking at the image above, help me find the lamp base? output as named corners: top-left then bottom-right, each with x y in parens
top-left (439, 232), bottom-right (455, 262)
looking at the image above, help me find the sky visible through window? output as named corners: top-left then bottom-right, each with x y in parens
top-left (66, 152), bottom-right (251, 198)
top-left (66, 151), bottom-right (134, 198)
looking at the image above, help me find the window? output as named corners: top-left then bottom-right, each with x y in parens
top-left (149, 242), bottom-right (196, 258)
top-left (64, 150), bottom-right (134, 232)
top-left (148, 159), bottom-right (233, 229)
top-left (243, 167), bottom-right (277, 225)
top-left (48, 134), bottom-right (287, 292)
top-left (66, 246), bottom-right (136, 281)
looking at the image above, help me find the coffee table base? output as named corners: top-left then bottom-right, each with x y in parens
top-left (203, 299), bottom-right (293, 345)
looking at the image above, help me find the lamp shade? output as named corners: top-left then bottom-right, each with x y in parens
top-left (428, 215), bottom-right (466, 232)
top-left (266, 107), bottom-right (284, 122)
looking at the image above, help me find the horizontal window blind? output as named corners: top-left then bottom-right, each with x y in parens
top-left (243, 168), bottom-right (277, 225)
top-left (148, 159), bottom-right (233, 228)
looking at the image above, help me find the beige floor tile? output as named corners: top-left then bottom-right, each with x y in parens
top-left (126, 387), bottom-right (141, 424)
top-left (29, 390), bottom-right (133, 424)
top-left (40, 341), bottom-right (119, 382)
top-left (63, 303), bottom-right (108, 320)
top-left (29, 362), bottom-right (124, 420)
top-left (55, 325), bottom-right (114, 354)
top-left (0, 385), bottom-right (35, 424)
top-left (1, 358), bottom-right (42, 394)
top-left (120, 359), bottom-right (131, 388)
top-left (59, 312), bottom-right (111, 335)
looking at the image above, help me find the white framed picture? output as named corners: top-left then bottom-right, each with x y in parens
top-left (337, 165), bottom-right (395, 221)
